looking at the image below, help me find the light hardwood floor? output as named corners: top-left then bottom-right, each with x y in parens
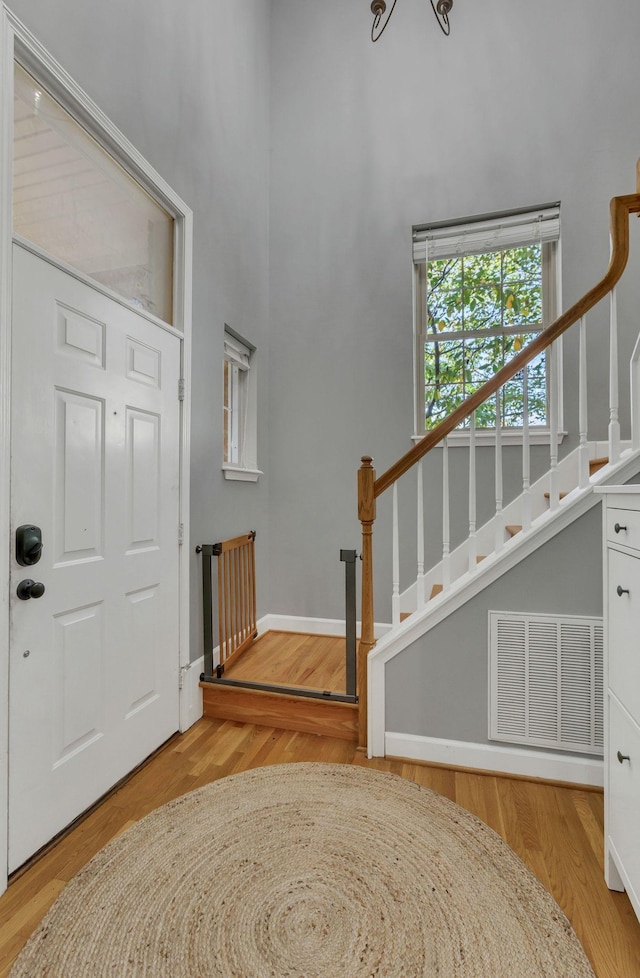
top-left (223, 630), bottom-right (347, 692)
top-left (1, 717), bottom-right (640, 978)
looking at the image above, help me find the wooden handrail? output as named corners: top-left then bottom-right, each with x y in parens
top-left (357, 179), bottom-right (640, 752)
top-left (374, 192), bottom-right (640, 498)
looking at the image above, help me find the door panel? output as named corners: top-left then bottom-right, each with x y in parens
top-left (52, 602), bottom-right (104, 763)
top-left (9, 244), bottom-right (181, 871)
top-left (127, 408), bottom-right (160, 547)
top-left (55, 390), bottom-right (105, 561)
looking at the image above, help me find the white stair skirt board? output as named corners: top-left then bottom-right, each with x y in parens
top-left (385, 732), bottom-right (604, 787)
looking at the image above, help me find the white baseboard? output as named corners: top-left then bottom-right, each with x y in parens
top-left (384, 731), bottom-right (604, 787)
top-left (258, 613), bottom-right (391, 640)
top-left (179, 656), bottom-right (205, 732)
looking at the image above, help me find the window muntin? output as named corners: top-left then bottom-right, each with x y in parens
top-left (13, 64), bottom-right (175, 324)
top-left (414, 206), bottom-right (560, 435)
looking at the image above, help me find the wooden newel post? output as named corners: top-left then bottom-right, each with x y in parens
top-left (358, 455), bottom-right (376, 750)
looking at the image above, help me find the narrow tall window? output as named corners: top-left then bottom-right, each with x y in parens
top-left (223, 328), bottom-right (261, 481)
top-left (413, 205), bottom-right (560, 436)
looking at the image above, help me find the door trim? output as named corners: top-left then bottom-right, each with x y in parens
top-left (0, 3), bottom-right (194, 894)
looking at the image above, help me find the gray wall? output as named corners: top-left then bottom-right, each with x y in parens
top-left (385, 505), bottom-right (604, 742)
top-left (8, 0), bottom-right (272, 662)
top-left (10, 0), bottom-right (640, 672)
top-left (267, 0), bottom-right (640, 622)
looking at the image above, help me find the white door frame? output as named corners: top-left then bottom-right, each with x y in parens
top-left (0, 4), bottom-right (193, 895)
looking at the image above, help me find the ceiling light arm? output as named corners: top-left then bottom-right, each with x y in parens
top-left (370, 0), bottom-right (453, 41)
top-left (430, 0), bottom-right (452, 36)
top-left (370, 0), bottom-right (398, 42)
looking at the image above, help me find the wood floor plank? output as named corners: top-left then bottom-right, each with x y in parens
top-left (1, 716), bottom-right (639, 978)
top-left (453, 771), bottom-right (506, 838)
top-left (490, 776), bottom-right (554, 890)
top-left (224, 630), bottom-right (347, 692)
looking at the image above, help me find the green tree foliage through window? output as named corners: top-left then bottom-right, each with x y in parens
top-left (424, 244), bottom-right (547, 430)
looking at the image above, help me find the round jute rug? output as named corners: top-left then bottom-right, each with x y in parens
top-left (11, 763), bottom-right (595, 978)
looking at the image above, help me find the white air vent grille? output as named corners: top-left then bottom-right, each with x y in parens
top-left (489, 612), bottom-right (603, 755)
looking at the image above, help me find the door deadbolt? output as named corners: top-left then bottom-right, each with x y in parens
top-left (16, 579), bottom-right (45, 600)
top-left (16, 525), bottom-right (43, 566)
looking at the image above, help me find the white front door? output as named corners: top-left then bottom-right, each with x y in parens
top-left (8, 244), bottom-right (181, 871)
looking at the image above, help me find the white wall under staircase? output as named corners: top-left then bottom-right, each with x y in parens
top-left (367, 442), bottom-right (640, 784)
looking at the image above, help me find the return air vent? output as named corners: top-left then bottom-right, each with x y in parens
top-left (489, 612), bottom-right (603, 755)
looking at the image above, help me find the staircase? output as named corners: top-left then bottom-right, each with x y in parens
top-left (426, 455), bottom-right (605, 594)
top-left (366, 439), bottom-right (640, 756)
top-left (400, 446), bottom-right (629, 620)
top-left (356, 173), bottom-right (640, 757)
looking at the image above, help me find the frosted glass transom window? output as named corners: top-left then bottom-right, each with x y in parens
top-left (13, 64), bottom-right (174, 325)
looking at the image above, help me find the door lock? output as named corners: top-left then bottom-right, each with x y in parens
top-left (16, 579), bottom-right (45, 600)
top-left (16, 525), bottom-right (43, 566)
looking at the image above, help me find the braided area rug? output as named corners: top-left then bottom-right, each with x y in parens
top-left (10, 762), bottom-right (595, 977)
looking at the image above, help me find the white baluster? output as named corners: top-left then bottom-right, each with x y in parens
top-left (392, 481), bottom-right (400, 627)
top-left (468, 411), bottom-right (477, 572)
top-left (442, 436), bottom-right (451, 590)
top-left (578, 315), bottom-right (589, 488)
top-left (522, 365), bottom-right (531, 531)
top-left (548, 341), bottom-right (559, 510)
top-left (609, 286), bottom-right (621, 464)
top-left (416, 460), bottom-right (426, 609)
top-left (495, 391), bottom-right (504, 552)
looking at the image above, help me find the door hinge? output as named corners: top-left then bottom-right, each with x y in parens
top-left (178, 522), bottom-right (184, 545)
top-left (178, 378), bottom-right (185, 401)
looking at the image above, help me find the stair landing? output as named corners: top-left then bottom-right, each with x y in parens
top-left (200, 631), bottom-right (358, 742)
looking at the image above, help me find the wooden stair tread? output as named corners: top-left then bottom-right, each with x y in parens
top-left (506, 524), bottom-right (522, 537)
top-left (200, 681), bottom-right (358, 742)
top-left (400, 612), bottom-right (412, 621)
top-left (589, 456), bottom-right (608, 475)
top-left (430, 583), bottom-right (443, 599)
top-left (544, 491), bottom-right (568, 500)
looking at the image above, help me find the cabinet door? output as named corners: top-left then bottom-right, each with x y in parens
top-left (608, 695), bottom-right (640, 918)
top-left (608, 549), bottom-right (640, 720)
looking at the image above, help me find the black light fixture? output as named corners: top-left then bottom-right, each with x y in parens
top-left (370, 0), bottom-right (453, 41)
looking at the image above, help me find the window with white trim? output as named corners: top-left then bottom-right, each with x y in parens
top-left (223, 327), bottom-right (261, 481)
top-left (413, 204), bottom-right (561, 439)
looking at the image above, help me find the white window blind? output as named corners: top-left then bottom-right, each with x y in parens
top-left (413, 203), bottom-right (561, 263)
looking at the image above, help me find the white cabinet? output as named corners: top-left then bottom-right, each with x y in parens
top-left (599, 487), bottom-right (640, 922)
